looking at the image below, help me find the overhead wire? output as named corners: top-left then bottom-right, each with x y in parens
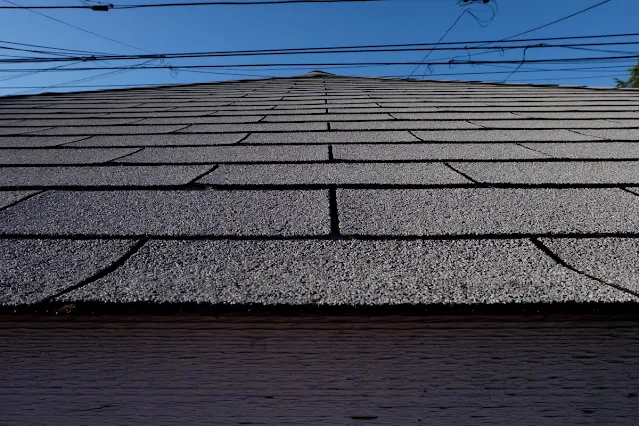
top-left (0, 0), bottom-right (394, 9)
top-left (2, 0), bottom-right (154, 54)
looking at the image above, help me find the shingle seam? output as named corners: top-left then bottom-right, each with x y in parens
top-left (42, 238), bottom-right (148, 303)
top-left (620, 187), bottom-right (639, 197)
top-left (530, 237), bottom-right (639, 300)
top-left (187, 164), bottom-right (220, 185)
top-left (515, 142), bottom-right (555, 158)
top-left (169, 124), bottom-right (193, 133)
top-left (235, 133), bottom-right (251, 144)
top-left (105, 148), bottom-right (145, 163)
top-left (5, 233), bottom-right (639, 242)
top-left (442, 162), bottom-right (490, 187)
top-left (8, 158), bottom-right (639, 168)
top-left (6, 183), bottom-right (639, 191)
top-left (0, 189), bottom-right (45, 212)
top-left (407, 130), bottom-right (425, 141)
top-left (566, 129), bottom-right (608, 140)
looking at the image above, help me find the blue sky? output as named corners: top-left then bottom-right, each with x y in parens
top-left (0, 0), bottom-right (638, 95)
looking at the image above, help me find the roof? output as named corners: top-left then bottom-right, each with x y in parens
top-left (1, 72), bottom-right (639, 312)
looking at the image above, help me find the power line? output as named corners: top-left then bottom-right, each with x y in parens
top-left (1, 55), bottom-right (638, 72)
top-left (4, 31), bottom-right (637, 63)
top-left (407, 8), bottom-right (469, 79)
top-left (499, 0), bottom-right (613, 42)
top-left (2, 40), bottom-right (639, 64)
top-left (1, 0), bottom-right (153, 54)
top-left (0, 0), bottom-right (394, 9)
top-left (6, 58), bottom-right (158, 96)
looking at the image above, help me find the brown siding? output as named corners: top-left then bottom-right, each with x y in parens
top-left (1, 317), bottom-right (638, 425)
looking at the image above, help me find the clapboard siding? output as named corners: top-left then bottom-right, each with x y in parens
top-left (1, 317), bottom-right (638, 425)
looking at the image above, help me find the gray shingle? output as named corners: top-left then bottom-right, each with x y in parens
top-left (0, 136), bottom-right (87, 148)
top-left (244, 130), bottom-right (419, 144)
top-left (0, 148), bottom-right (138, 165)
top-left (216, 108), bottom-right (327, 116)
top-left (136, 116), bottom-right (265, 125)
top-left (32, 125), bottom-right (187, 136)
top-left (116, 145), bottom-right (326, 163)
top-left (411, 129), bottom-right (594, 142)
top-left (0, 238), bottom-right (138, 305)
top-left (451, 161), bottom-right (639, 185)
top-left (513, 111), bottom-right (639, 119)
top-left (0, 127), bottom-right (51, 136)
top-left (60, 239), bottom-right (629, 304)
top-left (522, 142), bottom-right (639, 158)
top-left (8, 118), bottom-right (142, 127)
top-left (540, 237), bottom-right (639, 295)
top-left (334, 143), bottom-right (546, 161)
top-left (338, 188), bottom-right (639, 236)
top-left (0, 189), bottom-right (329, 236)
top-left (469, 119), bottom-right (622, 129)
top-left (180, 122), bottom-right (327, 133)
top-left (0, 165), bottom-right (213, 187)
top-left (0, 190), bottom-right (39, 209)
top-left (66, 133), bottom-right (247, 147)
top-left (263, 114), bottom-right (394, 122)
top-left (198, 163), bottom-right (469, 185)
top-left (331, 120), bottom-right (480, 131)
top-left (573, 129), bottom-right (639, 141)
top-left (391, 112), bottom-right (521, 120)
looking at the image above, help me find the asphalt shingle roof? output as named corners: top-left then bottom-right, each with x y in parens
top-left (1, 71), bottom-right (639, 310)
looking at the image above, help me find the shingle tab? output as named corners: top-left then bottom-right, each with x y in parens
top-left (338, 188), bottom-right (639, 236)
top-left (116, 145), bottom-right (326, 163)
top-left (334, 143), bottom-right (546, 161)
top-left (263, 113), bottom-right (394, 122)
top-left (411, 129), bottom-right (593, 142)
top-left (33, 125), bottom-right (187, 136)
top-left (331, 120), bottom-right (480, 131)
top-left (469, 119), bottom-right (623, 129)
top-left (244, 130), bottom-right (419, 144)
top-left (0, 165), bottom-right (213, 187)
top-left (0, 189), bottom-right (330, 236)
top-left (65, 133), bottom-right (247, 147)
top-left (0, 238), bottom-right (138, 305)
top-left (540, 237), bottom-right (639, 294)
top-left (199, 163), bottom-right (469, 185)
top-left (0, 136), bottom-right (88, 148)
top-left (0, 148), bottom-right (139, 165)
top-left (574, 129), bottom-right (639, 141)
top-left (181, 122), bottom-right (327, 133)
top-left (0, 190), bottom-right (39, 209)
top-left (451, 161), bottom-right (639, 184)
top-left (60, 239), bottom-right (629, 304)
top-left (522, 142), bottom-right (639, 158)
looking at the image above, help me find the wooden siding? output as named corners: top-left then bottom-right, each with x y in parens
top-left (1, 316), bottom-right (638, 425)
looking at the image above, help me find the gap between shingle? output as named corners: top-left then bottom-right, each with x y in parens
top-left (187, 164), bottom-right (220, 185)
top-left (567, 129), bottom-right (608, 140)
top-left (515, 142), bottom-right (554, 158)
top-left (106, 147), bottom-right (145, 163)
top-left (0, 190), bottom-right (45, 212)
top-left (442, 162), bottom-right (489, 186)
top-left (530, 237), bottom-right (639, 300)
top-left (43, 239), bottom-right (148, 303)
top-left (620, 187), bottom-right (639, 197)
top-left (328, 188), bottom-right (340, 237)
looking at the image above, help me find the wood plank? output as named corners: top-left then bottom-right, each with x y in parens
top-left (1, 317), bottom-right (638, 425)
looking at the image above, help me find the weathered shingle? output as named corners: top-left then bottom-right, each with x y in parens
top-left (60, 239), bottom-right (631, 304)
top-left (338, 188), bottom-right (639, 236)
top-left (0, 189), bottom-right (330, 236)
top-left (0, 238), bottom-right (138, 305)
top-left (2, 73), bottom-right (639, 309)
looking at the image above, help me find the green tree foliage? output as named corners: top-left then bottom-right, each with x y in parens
top-left (614, 60), bottom-right (639, 88)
